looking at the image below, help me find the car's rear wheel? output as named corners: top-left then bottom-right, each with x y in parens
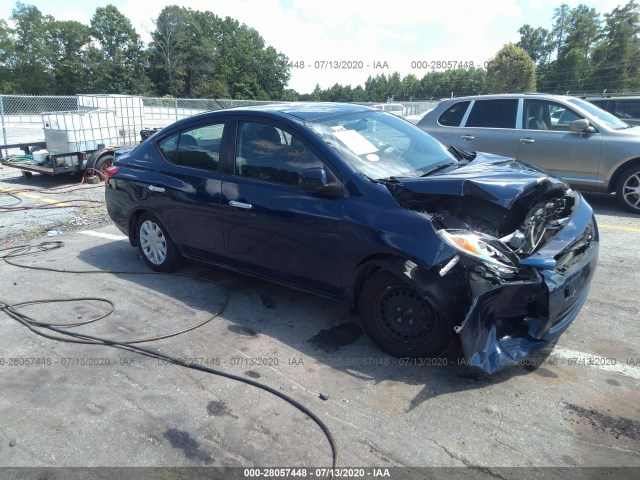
top-left (358, 271), bottom-right (457, 358)
top-left (136, 213), bottom-right (183, 272)
top-left (616, 165), bottom-right (640, 213)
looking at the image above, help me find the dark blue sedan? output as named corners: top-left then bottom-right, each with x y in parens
top-left (105, 103), bottom-right (599, 374)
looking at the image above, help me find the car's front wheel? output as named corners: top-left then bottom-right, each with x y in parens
top-left (358, 272), bottom-right (457, 358)
top-left (616, 165), bottom-right (640, 213)
top-left (136, 213), bottom-right (183, 272)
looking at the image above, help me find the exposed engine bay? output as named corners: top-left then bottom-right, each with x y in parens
top-left (378, 170), bottom-right (597, 373)
top-left (399, 179), bottom-right (576, 260)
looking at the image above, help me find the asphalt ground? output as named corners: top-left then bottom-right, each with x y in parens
top-left (0, 166), bottom-right (639, 479)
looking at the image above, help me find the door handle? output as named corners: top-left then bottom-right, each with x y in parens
top-left (229, 200), bottom-right (252, 209)
top-left (461, 135), bottom-right (475, 141)
top-left (520, 138), bottom-right (535, 144)
top-left (148, 185), bottom-right (165, 193)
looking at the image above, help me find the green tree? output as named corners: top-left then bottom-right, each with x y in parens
top-left (400, 74), bottom-right (420, 100)
top-left (485, 43), bottom-right (536, 93)
top-left (148, 8), bottom-right (289, 99)
top-left (517, 24), bottom-right (553, 65)
top-left (351, 85), bottom-right (367, 102)
top-left (419, 68), bottom-right (486, 98)
top-left (0, 20), bottom-right (15, 92)
top-left (542, 5), bottom-right (600, 92)
top-left (87, 5), bottom-right (148, 94)
top-left (551, 4), bottom-right (572, 58)
top-left (185, 11), bottom-right (225, 98)
top-left (589, 0), bottom-right (640, 92)
top-left (47, 20), bottom-right (91, 94)
top-left (320, 83), bottom-right (348, 101)
top-left (9, 2), bottom-right (54, 93)
top-left (215, 17), bottom-right (289, 99)
top-left (311, 84), bottom-right (322, 101)
top-left (281, 88), bottom-right (298, 101)
top-left (255, 45), bottom-right (290, 100)
top-left (149, 6), bottom-right (192, 96)
top-left (364, 74), bottom-right (390, 101)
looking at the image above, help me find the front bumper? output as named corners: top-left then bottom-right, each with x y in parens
top-left (457, 194), bottom-right (599, 374)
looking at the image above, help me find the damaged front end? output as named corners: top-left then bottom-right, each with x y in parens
top-left (398, 169), bottom-right (599, 374)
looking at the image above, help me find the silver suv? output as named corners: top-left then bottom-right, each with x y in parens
top-left (417, 93), bottom-right (640, 213)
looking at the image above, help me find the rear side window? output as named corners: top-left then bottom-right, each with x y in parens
top-left (602, 99), bottom-right (640, 121)
top-left (158, 123), bottom-right (223, 171)
top-left (466, 99), bottom-right (518, 128)
top-left (437, 101), bottom-right (470, 126)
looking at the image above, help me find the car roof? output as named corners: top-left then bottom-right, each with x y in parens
top-left (582, 95), bottom-right (640, 100)
top-left (440, 93), bottom-right (577, 103)
top-left (223, 102), bottom-right (375, 121)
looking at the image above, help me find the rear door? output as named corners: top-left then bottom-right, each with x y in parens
top-left (220, 118), bottom-right (344, 295)
top-left (457, 99), bottom-right (520, 157)
top-left (150, 120), bottom-right (227, 260)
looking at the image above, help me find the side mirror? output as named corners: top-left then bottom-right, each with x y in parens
top-left (569, 118), bottom-right (592, 133)
top-left (299, 167), bottom-right (342, 197)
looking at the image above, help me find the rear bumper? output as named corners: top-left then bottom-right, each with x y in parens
top-left (105, 183), bottom-right (133, 238)
top-left (457, 194), bottom-right (599, 374)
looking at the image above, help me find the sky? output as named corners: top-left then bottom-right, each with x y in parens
top-left (0, 0), bottom-right (627, 94)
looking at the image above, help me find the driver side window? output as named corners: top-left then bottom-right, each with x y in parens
top-left (235, 121), bottom-right (323, 186)
top-left (523, 100), bottom-right (584, 131)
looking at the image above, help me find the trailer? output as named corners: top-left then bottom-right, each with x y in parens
top-left (1, 142), bottom-right (121, 180)
top-left (0, 95), bottom-right (147, 180)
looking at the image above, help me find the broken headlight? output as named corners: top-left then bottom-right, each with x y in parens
top-left (437, 229), bottom-right (518, 275)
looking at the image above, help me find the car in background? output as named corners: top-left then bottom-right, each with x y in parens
top-left (417, 93), bottom-right (640, 213)
top-left (583, 95), bottom-right (640, 126)
top-left (550, 108), bottom-right (565, 125)
top-left (371, 103), bottom-right (406, 117)
top-left (105, 102), bottom-right (598, 374)
top-left (405, 108), bottom-right (433, 125)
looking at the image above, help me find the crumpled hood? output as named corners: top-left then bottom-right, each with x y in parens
top-left (398, 153), bottom-right (567, 208)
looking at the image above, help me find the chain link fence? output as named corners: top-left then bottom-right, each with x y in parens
top-left (0, 95), bottom-right (278, 157)
top-left (0, 95), bottom-right (439, 157)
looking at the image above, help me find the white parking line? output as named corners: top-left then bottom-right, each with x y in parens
top-left (551, 345), bottom-right (640, 380)
top-left (79, 230), bottom-right (127, 241)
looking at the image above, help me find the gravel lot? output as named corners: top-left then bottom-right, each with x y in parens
top-left (0, 164), bottom-right (110, 243)
top-left (0, 164), bottom-right (639, 479)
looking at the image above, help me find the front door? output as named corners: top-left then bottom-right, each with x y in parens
top-left (221, 119), bottom-right (344, 295)
top-left (517, 99), bottom-right (602, 188)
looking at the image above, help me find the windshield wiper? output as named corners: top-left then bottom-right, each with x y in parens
top-left (420, 162), bottom-right (456, 177)
top-left (370, 175), bottom-right (405, 190)
top-left (447, 144), bottom-right (476, 161)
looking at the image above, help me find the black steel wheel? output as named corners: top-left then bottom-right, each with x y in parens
top-left (616, 165), bottom-right (640, 214)
top-left (358, 272), bottom-right (456, 358)
top-left (136, 213), bottom-right (183, 272)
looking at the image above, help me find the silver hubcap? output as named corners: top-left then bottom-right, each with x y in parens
top-left (623, 172), bottom-right (640, 209)
top-left (139, 220), bottom-right (167, 265)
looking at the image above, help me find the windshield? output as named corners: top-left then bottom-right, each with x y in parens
top-left (308, 111), bottom-right (456, 180)
top-left (568, 98), bottom-right (630, 130)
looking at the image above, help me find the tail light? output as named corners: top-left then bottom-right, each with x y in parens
top-left (104, 166), bottom-right (121, 181)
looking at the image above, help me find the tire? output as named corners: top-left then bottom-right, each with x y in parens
top-left (94, 154), bottom-right (114, 178)
top-left (358, 271), bottom-right (457, 358)
top-left (615, 165), bottom-right (640, 214)
top-left (136, 213), bottom-right (183, 272)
